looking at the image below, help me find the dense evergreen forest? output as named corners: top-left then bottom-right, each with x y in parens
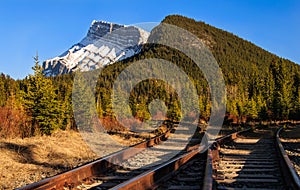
top-left (1, 15), bottom-right (300, 138)
top-left (0, 55), bottom-right (75, 138)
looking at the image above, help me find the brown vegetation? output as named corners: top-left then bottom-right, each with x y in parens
top-left (0, 127), bottom-right (155, 189)
top-left (0, 130), bottom-right (97, 189)
top-left (0, 105), bottom-right (32, 139)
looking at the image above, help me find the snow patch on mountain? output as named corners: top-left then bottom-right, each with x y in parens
top-left (43, 21), bottom-right (149, 76)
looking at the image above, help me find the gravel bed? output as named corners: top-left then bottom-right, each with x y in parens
top-left (120, 125), bottom-right (195, 169)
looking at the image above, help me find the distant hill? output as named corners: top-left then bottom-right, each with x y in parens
top-left (94, 15), bottom-right (300, 122)
top-left (162, 15), bottom-right (299, 85)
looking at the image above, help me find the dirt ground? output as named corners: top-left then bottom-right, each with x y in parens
top-left (0, 130), bottom-right (148, 189)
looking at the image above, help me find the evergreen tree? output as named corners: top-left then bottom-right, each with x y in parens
top-left (270, 60), bottom-right (293, 120)
top-left (246, 98), bottom-right (258, 119)
top-left (0, 75), bottom-right (5, 106)
top-left (72, 71), bottom-right (97, 132)
top-left (22, 53), bottom-right (61, 135)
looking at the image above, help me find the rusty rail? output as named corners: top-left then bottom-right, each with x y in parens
top-left (17, 130), bottom-right (171, 190)
top-left (202, 127), bottom-right (253, 190)
top-left (276, 127), bottom-right (300, 189)
top-left (202, 148), bottom-right (213, 190)
top-left (22, 126), bottom-right (281, 190)
top-left (215, 127), bottom-right (253, 145)
top-left (111, 148), bottom-right (204, 190)
top-left (206, 126), bottom-right (299, 189)
top-left (110, 128), bottom-right (254, 190)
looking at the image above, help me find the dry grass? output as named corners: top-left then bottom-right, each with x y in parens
top-left (0, 129), bottom-right (153, 189)
top-left (0, 130), bottom-right (98, 189)
top-left (110, 132), bottom-right (155, 146)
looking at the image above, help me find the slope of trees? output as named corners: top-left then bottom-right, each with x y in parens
top-left (94, 15), bottom-right (300, 123)
top-left (161, 15), bottom-right (300, 121)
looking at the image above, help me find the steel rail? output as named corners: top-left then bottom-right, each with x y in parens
top-left (17, 130), bottom-right (171, 190)
top-left (109, 128), bottom-right (253, 190)
top-left (276, 127), bottom-right (300, 189)
top-left (110, 147), bottom-right (204, 190)
top-left (202, 127), bottom-right (253, 190)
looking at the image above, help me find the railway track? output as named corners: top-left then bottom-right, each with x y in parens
top-left (18, 122), bottom-right (203, 190)
top-left (18, 125), bottom-right (300, 190)
top-left (214, 127), bottom-right (285, 189)
top-left (17, 125), bottom-right (173, 190)
top-left (279, 126), bottom-right (300, 177)
top-left (103, 129), bottom-right (250, 190)
top-left (277, 127), bottom-right (300, 189)
top-left (210, 126), bottom-right (300, 189)
top-left (152, 151), bottom-right (207, 190)
top-left (74, 125), bottom-right (200, 189)
top-left (109, 126), bottom-right (300, 190)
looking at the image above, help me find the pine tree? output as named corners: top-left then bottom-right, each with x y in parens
top-left (246, 98), bottom-right (258, 119)
top-left (23, 53), bottom-right (61, 135)
top-left (72, 71), bottom-right (97, 132)
top-left (270, 59), bottom-right (293, 120)
top-left (0, 75), bottom-right (5, 106)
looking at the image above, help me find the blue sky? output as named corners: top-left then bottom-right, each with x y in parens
top-left (0, 0), bottom-right (299, 79)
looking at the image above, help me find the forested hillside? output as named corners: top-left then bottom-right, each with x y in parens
top-left (161, 15), bottom-right (300, 122)
top-left (1, 15), bottom-right (300, 138)
top-left (95, 15), bottom-right (300, 124)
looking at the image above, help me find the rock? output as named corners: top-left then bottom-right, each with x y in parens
top-left (42, 21), bottom-right (149, 76)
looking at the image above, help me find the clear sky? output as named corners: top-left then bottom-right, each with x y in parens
top-left (0, 0), bottom-right (299, 79)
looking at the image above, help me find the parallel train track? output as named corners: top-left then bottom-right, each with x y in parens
top-left (17, 126), bottom-right (173, 190)
top-left (18, 125), bottom-right (300, 190)
top-left (211, 126), bottom-right (300, 189)
top-left (214, 128), bottom-right (285, 189)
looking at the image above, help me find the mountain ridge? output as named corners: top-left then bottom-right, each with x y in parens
top-left (42, 20), bottom-right (149, 76)
top-left (161, 15), bottom-right (298, 81)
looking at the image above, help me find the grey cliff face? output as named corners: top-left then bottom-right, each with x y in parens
top-left (42, 21), bottom-right (149, 76)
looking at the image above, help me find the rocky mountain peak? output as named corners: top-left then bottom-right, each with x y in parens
top-left (42, 20), bottom-right (149, 76)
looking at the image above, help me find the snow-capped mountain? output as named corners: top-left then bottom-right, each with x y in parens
top-left (42, 21), bottom-right (149, 76)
